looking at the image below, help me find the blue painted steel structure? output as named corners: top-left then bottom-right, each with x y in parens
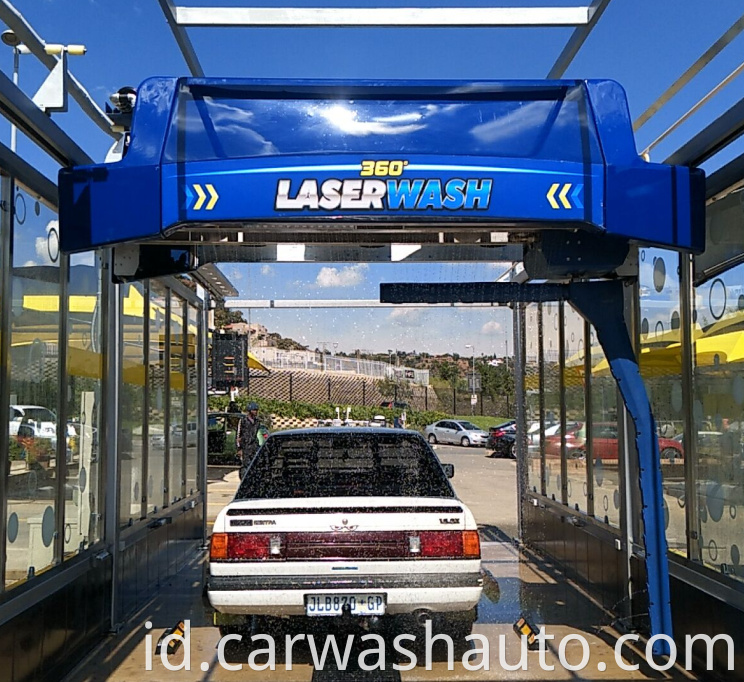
top-left (380, 279), bottom-right (673, 654)
top-left (59, 77), bottom-right (703, 254)
top-left (57, 77), bottom-right (706, 654)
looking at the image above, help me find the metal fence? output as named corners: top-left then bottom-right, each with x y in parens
top-left (242, 369), bottom-right (438, 410)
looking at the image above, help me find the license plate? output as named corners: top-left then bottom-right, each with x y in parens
top-left (305, 593), bottom-right (385, 617)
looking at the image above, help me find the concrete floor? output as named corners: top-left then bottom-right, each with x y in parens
top-left (63, 445), bottom-right (697, 681)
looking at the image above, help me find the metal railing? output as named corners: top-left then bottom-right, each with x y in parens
top-left (249, 347), bottom-right (429, 385)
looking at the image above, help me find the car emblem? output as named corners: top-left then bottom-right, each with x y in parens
top-left (331, 518), bottom-right (358, 532)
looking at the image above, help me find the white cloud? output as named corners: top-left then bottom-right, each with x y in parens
top-left (315, 264), bottom-right (368, 288)
top-left (33, 219), bottom-right (58, 266)
top-left (481, 320), bottom-right (502, 335)
top-left (388, 308), bottom-right (424, 327)
top-left (260, 264), bottom-right (274, 276)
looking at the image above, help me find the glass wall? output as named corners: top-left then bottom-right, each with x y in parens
top-left (565, 305), bottom-right (587, 512)
top-left (693, 264), bottom-right (744, 579)
top-left (65, 251), bottom-right (105, 554)
top-left (543, 302), bottom-right (562, 502)
top-left (5, 189), bottom-right (61, 586)
top-left (589, 325), bottom-right (621, 527)
top-left (148, 282), bottom-right (168, 512)
top-left (639, 247), bottom-right (686, 554)
top-left (119, 282), bottom-right (146, 527)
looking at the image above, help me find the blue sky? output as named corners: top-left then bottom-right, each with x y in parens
top-left (8, 0), bottom-right (744, 354)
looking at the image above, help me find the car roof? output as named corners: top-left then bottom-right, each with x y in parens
top-left (268, 427), bottom-right (422, 438)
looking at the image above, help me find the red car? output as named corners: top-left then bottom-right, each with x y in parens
top-left (545, 423), bottom-right (683, 461)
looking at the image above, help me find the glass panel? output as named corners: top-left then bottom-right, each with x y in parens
top-left (168, 292), bottom-right (185, 504)
top-left (185, 303), bottom-right (199, 496)
top-left (693, 262), bottom-right (744, 578)
top-left (119, 282), bottom-right (145, 527)
top-left (148, 281), bottom-right (168, 512)
top-left (565, 305), bottom-right (587, 513)
top-left (590, 325), bottom-right (621, 527)
top-left (65, 252), bottom-right (104, 554)
top-left (639, 247), bottom-right (685, 554)
top-left (6, 188), bottom-right (61, 586)
top-left (525, 303), bottom-right (542, 494)
top-left (543, 302), bottom-right (562, 502)
top-left (166, 84), bottom-right (603, 164)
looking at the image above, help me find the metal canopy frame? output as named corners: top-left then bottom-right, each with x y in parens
top-left (158, 2), bottom-right (611, 79)
top-left (0, 0), bottom-right (115, 138)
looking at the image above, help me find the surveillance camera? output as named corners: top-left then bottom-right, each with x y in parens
top-left (109, 86), bottom-right (137, 114)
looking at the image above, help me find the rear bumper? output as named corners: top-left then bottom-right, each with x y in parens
top-left (208, 572), bottom-right (483, 616)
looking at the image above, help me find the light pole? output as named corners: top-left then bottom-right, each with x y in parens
top-left (465, 344), bottom-right (476, 415)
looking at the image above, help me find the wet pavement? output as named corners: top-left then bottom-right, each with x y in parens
top-left (63, 446), bottom-right (697, 681)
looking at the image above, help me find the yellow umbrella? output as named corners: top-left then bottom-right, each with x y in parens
top-left (248, 352), bottom-right (270, 372)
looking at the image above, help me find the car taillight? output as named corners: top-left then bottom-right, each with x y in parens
top-left (229, 533), bottom-right (273, 560)
top-left (210, 533), bottom-right (284, 561)
top-left (417, 531), bottom-right (478, 558)
top-left (462, 530), bottom-right (480, 558)
top-left (210, 532), bottom-right (228, 560)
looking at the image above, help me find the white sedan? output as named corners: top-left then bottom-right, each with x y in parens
top-left (207, 427), bottom-right (482, 638)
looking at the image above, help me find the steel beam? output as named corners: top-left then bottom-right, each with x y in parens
top-left (230, 298), bottom-right (506, 309)
top-left (0, 69), bottom-right (92, 167)
top-left (0, 139), bottom-right (57, 208)
top-left (547, 0), bottom-right (612, 78)
top-left (175, 6), bottom-right (593, 27)
top-left (157, 0), bottom-right (205, 77)
top-left (665, 95), bottom-right (744, 167)
top-left (0, 0), bottom-right (115, 139)
top-left (194, 243), bottom-right (522, 264)
top-left (633, 11), bottom-right (744, 132)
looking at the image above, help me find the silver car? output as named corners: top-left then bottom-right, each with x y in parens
top-left (424, 420), bottom-right (488, 447)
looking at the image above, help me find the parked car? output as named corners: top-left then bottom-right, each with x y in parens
top-left (486, 420), bottom-right (516, 449)
top-left (545, 423), bottom-right (684, 461)
top-left (424, 420), bottom-right (488, 447)
top-left (207, 428), bottom-right (481, 638)
top-left (379, 401), bottom-right (410, 409)
top-left (9, 405), bottom-right (57, 439)
top-left (488, 432), bottom-right (517, 459)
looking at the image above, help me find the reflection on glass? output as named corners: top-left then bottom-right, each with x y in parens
top-left (525, 304), bottom-right (541, 493)
top-left (119, 282), bottom-right (145, 527)
top-left (564, 305), bottom-right (587, 512)
top-left (65, 252), bottom-right (104, 554)
top-left (639, 247), bottom-right (685, 554)
top-left (148, 281), bottom-right (168, 512)
top-left (168, 292), bottom-right (185, 504)
top-left (5, 189), bottom-right (61, 586)
top-left (693, 263), bottom-right (744, 579)
top-left (590, 326), bottom-right (620, 527)
top-left (543, 302), bottom-right (561, 502)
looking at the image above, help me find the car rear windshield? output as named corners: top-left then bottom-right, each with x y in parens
top-left (235, 432), bottom-right (455, 500)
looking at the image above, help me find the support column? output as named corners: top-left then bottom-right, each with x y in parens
top-left (514, 302), bottom-right (528, 543)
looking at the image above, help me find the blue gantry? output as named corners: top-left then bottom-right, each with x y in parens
top-left (59, 77), bottom-right (704, 254)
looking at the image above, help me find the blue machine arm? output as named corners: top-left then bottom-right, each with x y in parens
top-left (380, 279), bottom-right (673, 655)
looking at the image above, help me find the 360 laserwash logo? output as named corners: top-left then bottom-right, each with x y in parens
top-left (274, 160), bottom-right (493, 212)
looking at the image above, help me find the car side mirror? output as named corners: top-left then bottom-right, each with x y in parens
top-left (442, 463), bottom-right (455, 478)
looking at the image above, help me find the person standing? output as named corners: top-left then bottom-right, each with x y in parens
top-left (238, 402), bottom-right (263, 480)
